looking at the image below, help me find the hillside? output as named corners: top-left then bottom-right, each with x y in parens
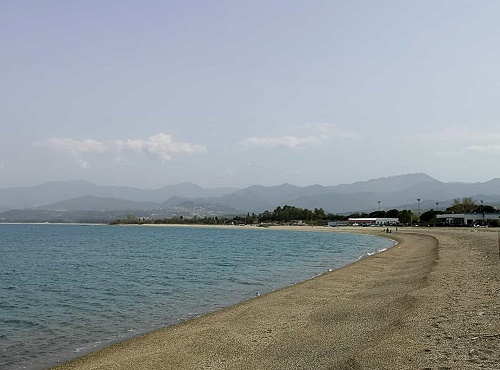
top-left (2, 173), bottom-right (500, 222)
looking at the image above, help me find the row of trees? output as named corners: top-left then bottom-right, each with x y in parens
top-left (111, 205), bottom-right (416, 226)
top-left (110, 197), bottom-right (499, 227)
top-left (257, 205), bottom-right (328, 223)
top-left (418, 197), bottom-right (500, 226)
top-left (445, 197), bottom-right (496, 214)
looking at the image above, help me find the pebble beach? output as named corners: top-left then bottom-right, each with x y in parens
top-left (51, 227), bottom-right (500, 369)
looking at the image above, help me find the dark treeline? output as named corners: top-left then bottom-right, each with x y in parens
top-left (110, 198), bottom-right (500, 227)
top-left (111, 198), bottom-right (500, 226)
top-left (419, 197), bottom-right (500, 227)
top-left (110, 205), bottom-right (415, 226)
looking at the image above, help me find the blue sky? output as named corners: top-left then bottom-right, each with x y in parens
top-left (2, 1), bottom-right (500, 189)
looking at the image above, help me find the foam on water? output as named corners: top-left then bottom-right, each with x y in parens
top-left (0, 224), bottom-right (394, 370)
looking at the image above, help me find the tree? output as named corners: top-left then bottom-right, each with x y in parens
top-left (461, 197), bottom-right (477, 212)
top-left (314, 208), bottom-right (326, 220)
top-left (399, 209), bottom-right (412, 225)
top-left (259, 210), bottom-right (271, 222)
top-left (386, 209), bottom-right (399, 218)
top-left (447, 197), bottom-right (477, 213)
top-left (326, 213), bottom-right (347, 221)
top-left (420, 209), bottom-right (436, 223)
top-left (479, 204), bottom-right (496, 213)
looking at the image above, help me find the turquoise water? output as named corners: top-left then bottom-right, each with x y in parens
top-left (0, 224), bottom-right (394, 370)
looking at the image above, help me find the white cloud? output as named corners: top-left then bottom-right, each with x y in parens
top-left (421, 126), bottom-right (500, 158)
top-left (302, 123), bottom-right (360, 139)
top-left (242, 135), bottom-right (323, 148)
top-left (241, 123), bottom-right (358, 149)
top-left (78, 159), bottom-right (90, 169)
top-left (35, 133), bottom-right (207, 164)
top-left (42, 138), bottom-right (108, 155)
top-left (115, 133), bottom-right (207, 161)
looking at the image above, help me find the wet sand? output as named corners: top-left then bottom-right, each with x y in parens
top-left (51, 227), bottom-right (500, 369)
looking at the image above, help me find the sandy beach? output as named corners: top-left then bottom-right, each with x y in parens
top-left (51, 227), bottom-right (500, 369)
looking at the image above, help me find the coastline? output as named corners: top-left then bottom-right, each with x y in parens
top-left (51, 227), bottom-right (500, 369)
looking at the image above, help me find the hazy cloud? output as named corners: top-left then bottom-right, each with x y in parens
top-left (465, 145), bottom-right (500, 154)
top-left (438, 144), bottom-right (500, 157)
top-left (417, 126), bottom-right (500, 141)
top-left (242, 135), bottom-right (324, 148)
top-left (78, 159), bottom-right (90, 169)
top-left (241, 123), bottom-right (358, 149)
top-left (36, 133), bottom-right (207, 163)
top-left (301, 123), bottom-right (360, 139)
top-left (42, 138), bottom-right (108, 154)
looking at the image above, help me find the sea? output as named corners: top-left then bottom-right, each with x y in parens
top-left (0, 224), bottom-right (394, 370)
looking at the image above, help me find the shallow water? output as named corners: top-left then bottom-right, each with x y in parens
top-left (0, 224), bottom-right (393, 370)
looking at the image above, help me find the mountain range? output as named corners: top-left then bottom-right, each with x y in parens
top-left (1, 173), bottom-right (500, 222)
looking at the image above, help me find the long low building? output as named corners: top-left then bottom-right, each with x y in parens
top-left (328, 218), bottom-right (399, 226)
top-left (437, 213), bottom-right (500, 226)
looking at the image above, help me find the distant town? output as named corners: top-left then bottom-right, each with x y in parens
top-left (111, 197), bottom-right (500, 228)
top-left (2, 174), bottom-right (500, 225)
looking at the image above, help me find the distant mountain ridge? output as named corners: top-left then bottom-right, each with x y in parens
top-left (2, 174), bottom-right (500, 222)
top-left (0, 180), bottom-right (238, 208)
top-left (39, 195), bottom-right (159, 212)
top-left (331, 173), bottom-right (440, 193)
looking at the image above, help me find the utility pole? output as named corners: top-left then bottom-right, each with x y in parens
top-left (481, 200), bottom-right (485, 226)
top-left (417, 198), bottom-right (421, 225)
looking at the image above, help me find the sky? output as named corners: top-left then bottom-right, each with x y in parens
top-left (2, 1), bottom-right (500, 189)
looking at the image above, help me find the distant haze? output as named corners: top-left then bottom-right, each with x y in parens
top-left (2, 174), bottom-right (500, 218)
top-left (2, 2), bottom-right (500, 189)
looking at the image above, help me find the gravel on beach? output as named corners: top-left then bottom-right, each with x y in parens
top-left (52, 227), bottom-right (500, 370)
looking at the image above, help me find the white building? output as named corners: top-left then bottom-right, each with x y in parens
top-left (437, 213), bottom-right (500, 226)
top-left (328, 218), bottom-right (399, 226)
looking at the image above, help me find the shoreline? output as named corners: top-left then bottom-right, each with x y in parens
top-left (51, 227), bottom-right (500, 369)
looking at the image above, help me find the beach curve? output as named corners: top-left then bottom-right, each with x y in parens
top-left (50, 227), bottom-right (500, 369)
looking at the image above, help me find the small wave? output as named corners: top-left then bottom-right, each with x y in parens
top-left (214, 261), bottom-right (235, 267)
top-left (0, 318), bottom-right (40, 328)
top-left (2, 285), bottom-right (19, 290)
top-left (228, 276), bottom-right (266, 286)
top-left (358, 248), bottom-right (386, 259)
top-left (0, 223), bottom-right (394, 370)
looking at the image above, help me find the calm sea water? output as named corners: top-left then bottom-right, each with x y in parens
top-left (0, 224), bottom-right (394, 370)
